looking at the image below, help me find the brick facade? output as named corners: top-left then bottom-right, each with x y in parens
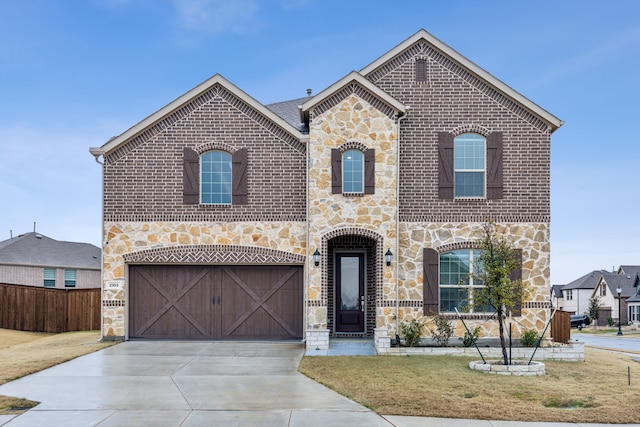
top-left (93, 30), bottom-right (561, 348)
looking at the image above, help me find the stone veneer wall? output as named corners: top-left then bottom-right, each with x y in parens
top-left (101, 221), bottom-right (306, 338)
top-left (388, 221), bottom-right (551, 339)
top-left (306, 92), bottom-right (399, 332)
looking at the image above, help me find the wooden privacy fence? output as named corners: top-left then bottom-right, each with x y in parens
top-left (0, 284), bottom-right (100, 333)
top-left (550, 309), bottom-right (570, 344)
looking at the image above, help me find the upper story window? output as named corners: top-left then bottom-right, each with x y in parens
top-left (331, 147), bottom-right (375, 195)
top-left (600, 284), bottom-right (606, 297)
top-left (454, 133), bottom-right (486, 198)
top-left (183, 147), bottom-right (247, 205)
top-left (438, 131), bottom-right (503, 200)
top-left (43, 268), bottom-right (55, 287)
top-left (64, 269), bottom-right (76, 287)
top-left (342, 150), bottom-right (364, 193)
top-left (566, 289), bottom-right (573, 301)
top-left (201, 151), bottom-right (232, 204)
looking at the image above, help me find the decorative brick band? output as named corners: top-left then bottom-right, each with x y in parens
top-left (307, 300), bottom-right (325, 307)
top-left (194, 141), bottom-right (238, 155)
top-left (449, 124), bottom-right (492, 137)
top-left (435, 241), bottom-right (479, 253)
top-left (103, 300), bottom-right (125, 307)
top-left (524, 301), bottom-right (552, 309)
top-left (105, 214), bottom-right (306, 222)
top-left (379, 300), bottom-right (423, 308)
top-left (399, 215), bottom-right (550, 223)
top-left (123, 244), bottom-right (305, 265)
top-left (338, 140), bottom-right (370, 153)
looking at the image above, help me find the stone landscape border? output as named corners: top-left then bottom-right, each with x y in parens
top-left (374, 328), bottom-right (585, 361)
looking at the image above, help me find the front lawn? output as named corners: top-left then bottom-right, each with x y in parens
top-left (300, 348), bottom-right (640, 424)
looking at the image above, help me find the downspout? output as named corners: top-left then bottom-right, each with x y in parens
top-left (395, 109), bottom-right (408, 338)
top-left (301, 104), bottom-right (310, 345)
top-left (89, 147), bottom-right (105, 340)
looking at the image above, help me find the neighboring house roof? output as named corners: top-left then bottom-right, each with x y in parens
top-left (551, 285), bottom-right (564, 299)
top-left (90, 74), bottom-right (308, 158)
top-left (360, 29), bottom-right (563, 133)
top-left (599, 273), bottom-right (638, 299)
top-left (618, 265), bottom-right (640, 277)
top-left (0, 232), bottom-right (101, 270)
top-left (561, 270), bottom-right (613, 290)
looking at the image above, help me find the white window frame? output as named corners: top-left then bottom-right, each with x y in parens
top-left (342, 149), bottom-right (364, 193)
top-left (200, 150), bottom-right (232, 205)
top-left (439, 249), bottom-right (491, 313)
top-left (453, 133), bottom-right (486, 198)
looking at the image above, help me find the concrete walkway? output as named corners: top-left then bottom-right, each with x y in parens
top-left (0, 341), bottom-right (637, 426)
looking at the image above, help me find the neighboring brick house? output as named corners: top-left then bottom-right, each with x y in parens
top-left (0, 232), bottom-right (101, 289)
top-left (90, 29), bottom-right (562, 350)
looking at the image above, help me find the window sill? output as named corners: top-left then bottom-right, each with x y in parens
top-left (453, 197), bottom-right (486, 202)
top-left (342, 192), bottom-right (364, 198)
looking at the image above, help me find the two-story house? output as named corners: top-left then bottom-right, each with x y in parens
top-left (90, 29), bottom-right (562, 351)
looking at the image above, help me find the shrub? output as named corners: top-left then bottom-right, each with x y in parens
top-left (399, 319), bottom-right (424, 347)
top-left (521, 329), bottom-right (539, 347)
top-left (607, 317), bottom-right (614, 327)
top-left (430, 314), bottom-right (454, 347)
top-left (459, 326), bottom-right (481, 347)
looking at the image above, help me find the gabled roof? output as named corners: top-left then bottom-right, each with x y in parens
top-left (360, 29), bottom-right (563, 133)
top-left (90, 74), bottom-right (307, 158)
top-left (599, 273), bottom-right (638, 298)
top-left (0, 232), bottom-right (101, 270)
top-left (618, 265), bottom-right (640, 276)
top-left (299, 71), bottom-right (407, 124)
top-left (561, 270), bottom-right (613, 290)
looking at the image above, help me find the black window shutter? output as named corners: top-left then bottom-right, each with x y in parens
top-left (331, 148), bottom-right (342, 194)
top-left (364, 148), bottom-right (375, 194)
top-left (183, 147), bottom-right (200, 204)
top-left (415, 59), bottom-right (427, 82)
top-left (510, 249), bottom-right (523, 316)
top-left (423, 248), bottom-right (439, 315)
top-left (232, 148), bottom-right (248, 205)
top-left (486, 131), bottom-right (504, 199)
top-left (438, 132), bottom-right (454, 199)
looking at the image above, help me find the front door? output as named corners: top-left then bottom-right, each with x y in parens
top-left (335, 253), bottom-right (365, 333)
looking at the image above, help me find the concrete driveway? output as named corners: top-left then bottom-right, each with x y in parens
top-left (0, 341), bottom-right (389, 426)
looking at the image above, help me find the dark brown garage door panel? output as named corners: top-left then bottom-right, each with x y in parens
top-left (129, 265), bottom-right (302, 340)
top-left (220, 266), bottom-right (303, 340)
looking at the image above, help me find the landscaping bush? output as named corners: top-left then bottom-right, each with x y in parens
top-left (399, 319), bottom-right (424, 347)
top-left (459, 326), bottom-right (481, 347)
top-left (520, 329), bottom-right (539, 347)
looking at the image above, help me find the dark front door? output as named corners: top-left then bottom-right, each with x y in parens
top-left (335, 253), bottom-right (365, 333)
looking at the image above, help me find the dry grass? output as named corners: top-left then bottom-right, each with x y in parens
top-left (300, 348), bottom-right (640, 424)
top-left (0, 329), bottom-right (116, 414)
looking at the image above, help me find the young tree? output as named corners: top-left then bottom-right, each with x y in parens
top-left (471, 223), bottom-right (526, 365)
top-left (586, 295), bottom-right (602, 329)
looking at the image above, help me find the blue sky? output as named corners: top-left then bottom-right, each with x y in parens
top-left (1, 0), bottom-right (639, 285)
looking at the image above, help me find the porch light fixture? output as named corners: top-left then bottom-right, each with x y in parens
top-left (616, 287), bottom-right (623, 336)
top-left (313, 249), bottom-right (321, 267)
top-left (385, 249), bottom-right (393, 266)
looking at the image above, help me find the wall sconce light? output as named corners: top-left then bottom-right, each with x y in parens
top-left (385, 249), bottom-right (393, 266)
top-left (313, 249), bottom-right (321, 267)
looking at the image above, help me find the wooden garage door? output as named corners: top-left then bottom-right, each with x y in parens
top-left (129, 265), bottom-right (302, 340)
